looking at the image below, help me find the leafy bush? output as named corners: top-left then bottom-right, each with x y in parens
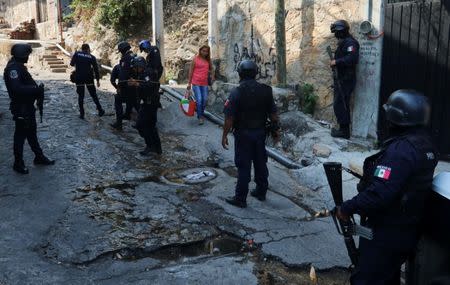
top-left (70, 0), bottom-right (152, 37)
top-left (301, 83), bottom-right (318, 115)
top-left (98, 0), bottom-right (152, 37)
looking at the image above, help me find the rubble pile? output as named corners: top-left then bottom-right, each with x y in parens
top-left (9, 19), bottom-right (35, 40)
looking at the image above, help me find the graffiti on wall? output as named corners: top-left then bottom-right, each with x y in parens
top-left (232, 24), bottom-right (277, 80)
top-left (358, 40), bottom-right (380, 90)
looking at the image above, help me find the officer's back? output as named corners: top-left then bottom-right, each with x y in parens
top-left (232, 79), bottom-right (273, 130)
top-left (70, 45), bottom-right (99, 83)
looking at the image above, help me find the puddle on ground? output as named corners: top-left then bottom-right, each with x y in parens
top-left (113, 234), bottom-right (252, 262)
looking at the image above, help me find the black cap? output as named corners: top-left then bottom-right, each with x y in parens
top-left (383, 89), bottom-right (431, 127)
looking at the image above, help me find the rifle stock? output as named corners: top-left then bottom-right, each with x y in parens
top-left (323, 162), bottom-right (359, 266)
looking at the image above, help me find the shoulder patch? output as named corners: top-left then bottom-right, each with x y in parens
top-left (347, 46), bottom-right (355, 52)
top-left (224, 99), bottom-right (230, 107)
top-left (9, 70), bottom-right (18, 79)
top-left (426, 152), bottom-right (435, 160)
top-left (374, 165), bottom-right (392, 180)
top-left (145, 76), bottom-right (150, 82)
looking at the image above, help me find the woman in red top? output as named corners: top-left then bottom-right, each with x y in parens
top-left (187, 45), bottom-right (215, 125)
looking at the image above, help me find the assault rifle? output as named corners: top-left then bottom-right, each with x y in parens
top-left (326, 46), bottom-right (347, 111)
top-left (323, 162), bottom-right (373, 266)
top-left (37, 83), bottom-right (45, 123)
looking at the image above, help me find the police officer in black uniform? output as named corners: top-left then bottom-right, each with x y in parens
top-left (70, 43), bottom-right (105, 119)
top-left (336, 90), bottom-right (438, 284)
top-left (129, 56), bottom-right (162, 156)
top-left (4, 43), bottom-right (55, 174)
top-left (222, 60), bottom-right (280, 208)
top-left (330, 20), bottom-right (359, 139)
top-left (109, 63), bottom-right (125, 130)
top-left (118, 41), bottom-right (139, 124)
top-left (139, 39), bottom-right (163, 83)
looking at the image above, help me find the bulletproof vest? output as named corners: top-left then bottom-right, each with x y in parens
top-left (361, 130), bottom-right (437, 227)
top-left (4, 59), bottom-right (37, 116)
top-left (233, 80), bottom-right (271, 130)
top-left (335, 36), bottom-right (357, 81)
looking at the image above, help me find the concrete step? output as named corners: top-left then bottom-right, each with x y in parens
top-left (44, 58), bottom-right (64, 64)
top-left (46, 46), bottom-right (59, 51)
top-left (48, 64), bottom-right (67, 69)
top-left (51, 68), bottom-right (67, 73)
top-left (42, 55), bottom-right (57, 59)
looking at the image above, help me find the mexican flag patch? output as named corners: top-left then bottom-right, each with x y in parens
top-left (374, 166), bottom-right (392, 180)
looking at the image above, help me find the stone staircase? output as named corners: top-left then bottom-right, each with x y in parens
top-left (42, 46), bottom-right (69, 73)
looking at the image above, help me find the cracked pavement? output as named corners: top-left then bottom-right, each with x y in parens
top-left (0, 70), bottom-right (350, 284)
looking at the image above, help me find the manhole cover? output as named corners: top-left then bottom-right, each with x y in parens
top-left (163, 168), bottom-right (217, 185)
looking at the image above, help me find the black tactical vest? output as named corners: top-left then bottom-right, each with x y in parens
top-left (233, 80), bottom-right (272, 130)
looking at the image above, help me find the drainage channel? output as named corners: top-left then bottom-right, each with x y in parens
top-left (112, 234), bottom-right (253, 263)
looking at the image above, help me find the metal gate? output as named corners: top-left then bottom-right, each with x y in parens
top-left (380, 0), bottom-right (450, 160)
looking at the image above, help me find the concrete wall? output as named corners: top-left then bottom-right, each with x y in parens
top-left (4, 0), bottom-right (59, 40)
top-left (213, 0), bottom-right (384, 138)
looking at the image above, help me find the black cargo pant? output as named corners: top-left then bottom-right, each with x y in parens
top-left (76, 81), bottom-right (103, 116)
top-left (333, 78), bottom-right (356, 125)
top-left (234, 128), bottom-right (268, 202)
top-left (124, 87), bottom-right (140, 118)
top-left (136, 103), bottom-right (161, 153)
top-left (13, 114), bottom-right (44, 163)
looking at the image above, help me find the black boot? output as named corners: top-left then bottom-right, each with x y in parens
top-left (250, 189), bottom-right (266, 201)
top-left (331, 125), bottom-right (350, 139)
top-left (110, 121), bottom-right (122, 130)
top-left (13, 161), bottom-right (29, 174)
top-left (79, 113), bottom-right (85, 120)
top-left (139, 147), bottom-right (152, 156)
top-left (33, 155), bottom-right (55, 165)
top-left (98, 109), bottom-right (105, 117)
top-left (225, 196), bottom-right (247, 208)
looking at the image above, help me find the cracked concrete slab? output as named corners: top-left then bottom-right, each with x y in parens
top-left (0, 71), bottom-right (355, 284)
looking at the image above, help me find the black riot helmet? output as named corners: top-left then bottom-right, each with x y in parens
top-left (331, 20), bottom-right (350, 38)
top-left (11, 43), bottom-right (32, 63)
top-left (383, 89), bottom-right (431, 127)
top-left (237, 60), bottom-right (258, 79)
top-left (117, 41), bottom-right (131, 54)
top-left (130, 56), bottom-right (147, 70)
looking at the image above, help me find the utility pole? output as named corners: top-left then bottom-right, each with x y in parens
top-left (275, 0), bottom-right (287, 87)
top-left (208, 0), bottom-right (218, 59)
top-left (57, 0), bottom-right (64, 44)
top-left (152, 0), bottom-right (165, 82)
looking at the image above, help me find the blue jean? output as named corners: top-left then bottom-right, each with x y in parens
top-left (192, 85), bottom-right (208, 119)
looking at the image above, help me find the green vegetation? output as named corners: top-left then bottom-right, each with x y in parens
top-left (70, 0), bottom-right (152, 37)
top-left (300, 83), bottom-right (318, 115)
